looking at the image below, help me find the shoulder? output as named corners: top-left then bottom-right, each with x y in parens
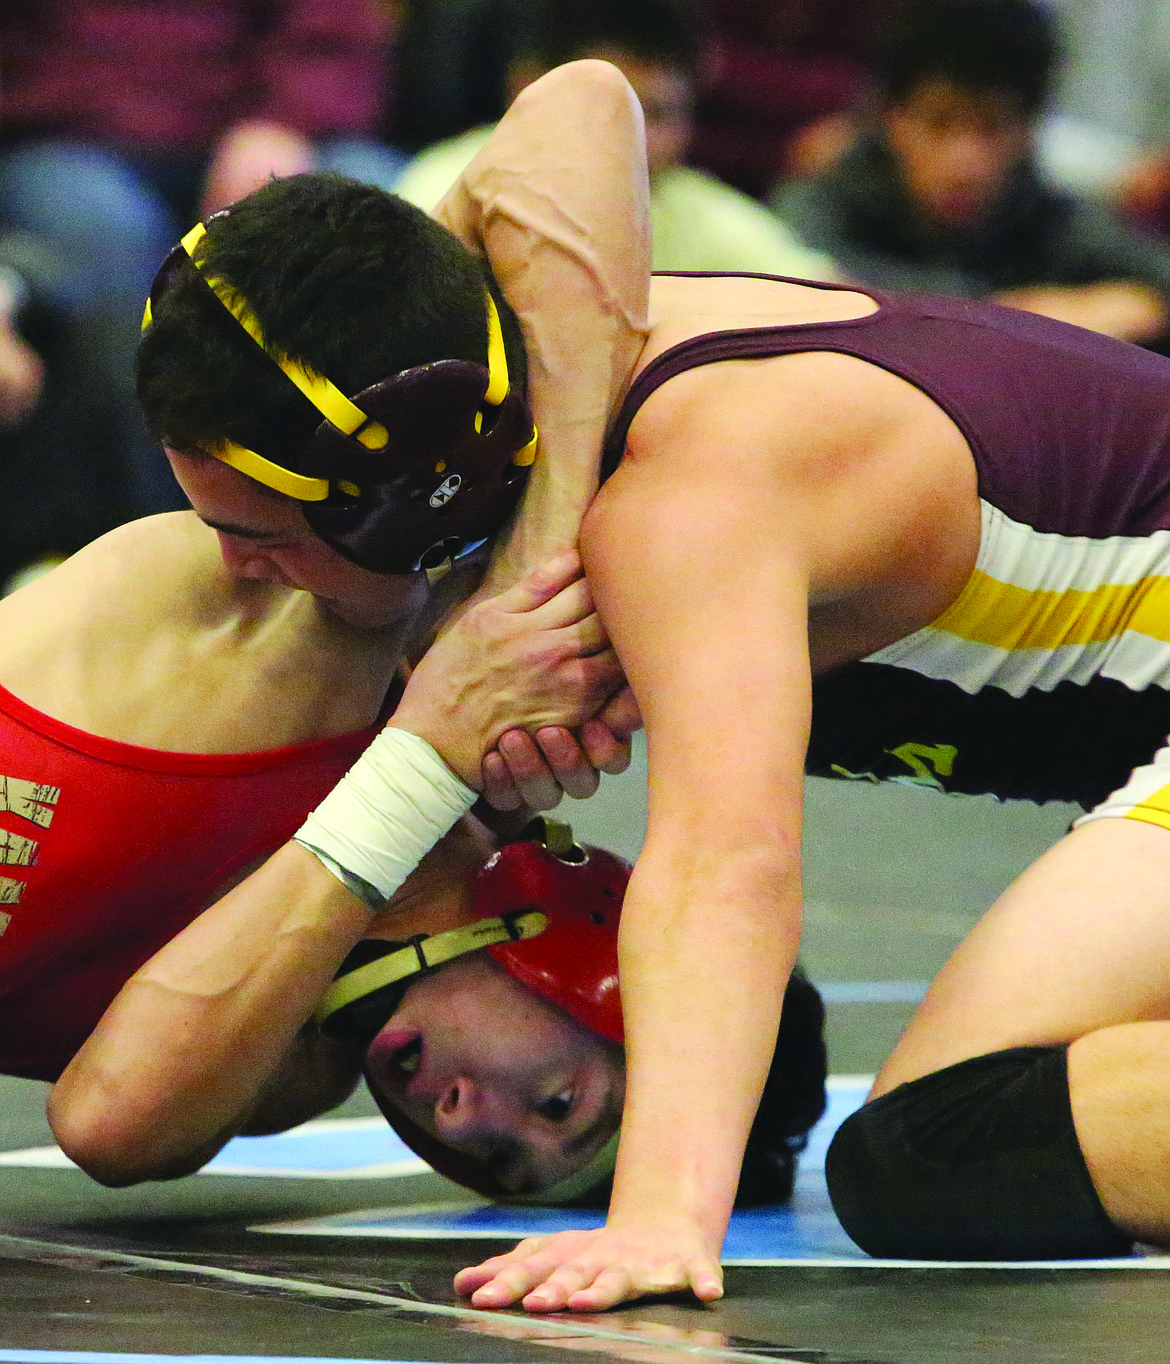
top-left (0, 513), bottom-right (291, 684)
top-left (625, 347), bottom-right (914, 479)
top-left (592, 331), bottom-right (978, 604)
top-left (4, 512), bottom-right (274, 624)
top-left (512, 58), bottom-right (638, 109)
top-left (0, 512), bottom-right (402, 748)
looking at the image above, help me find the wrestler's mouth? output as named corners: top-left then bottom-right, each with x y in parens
top-left (393, 1035), bottom-right (423, 1077)
top-left (367, 1026), bottom-right (425, 1095)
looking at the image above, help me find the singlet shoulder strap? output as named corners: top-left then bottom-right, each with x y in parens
top-left (600, 272), bottom-right (888, 482)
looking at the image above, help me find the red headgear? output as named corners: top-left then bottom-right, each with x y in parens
top-left (314, 821), bottom-right (629, 1200)
top-left (480, 831), bottom-right (626, 1045)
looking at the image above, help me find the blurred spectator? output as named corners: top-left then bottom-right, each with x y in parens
top-left (395, 0), bottom-right (838, 280)
top-left (773, 0), bottom-right (1170, 347)
top-left (690, 1), bottom-right (890, 199)
top-left (0, 231), bottom-right (125, 592)
top-left (0, 1), bottom-right (405, 520)
top-left (1034, 113), bottom-right (1140, 201)
top-left (0, 251), bottom-right (42, 433)
top-left (1118, 152), bottom-right (1170, 241)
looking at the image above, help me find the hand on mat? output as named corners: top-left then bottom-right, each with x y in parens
top-left (394, 551), bottom-right (623, 787)
top-left (453, 1223), bottom-right (724, 1312)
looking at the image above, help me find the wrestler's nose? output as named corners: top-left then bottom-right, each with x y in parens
top-left (216, 533), bottom-right (289, 585)
top-left (433, 1077), bottom-right (514, 1141)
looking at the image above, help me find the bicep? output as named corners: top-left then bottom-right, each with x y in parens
top-left (431, 60), bottom-right (649, 359)
top-left (581, 463), bottom-right (813, 847)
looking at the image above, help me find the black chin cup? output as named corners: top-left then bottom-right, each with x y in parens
top-left (295, 360), bottom-right (533, 574)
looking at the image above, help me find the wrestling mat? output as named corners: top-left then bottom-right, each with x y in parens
top-left (2, 1077), bottom-right (1169, 1364)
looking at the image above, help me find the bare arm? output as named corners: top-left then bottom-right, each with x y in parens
top-left (456, 386), bottom-right (817, 1311)
top-left (47, 844), bottom-right (370, 1185)
top-left (455, 352), bottom-right (979, 1310)
top-left (579, 471), bottom-right (810, 1305)
top-left (47, 556), bottom-right (621, 1184)
top-left (434, 60), bottom-right (651, 588)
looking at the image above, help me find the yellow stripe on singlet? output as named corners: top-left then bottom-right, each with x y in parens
top-left (929, 569), bottom-right (1170, 652)
top-left (1126, 786), bottom-right (1170, 831)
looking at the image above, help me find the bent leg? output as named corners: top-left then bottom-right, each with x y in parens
top-left (875, 817), bottom-right (1170, 1091)
top-left (828, 817), bottom-right (1170, 1256)
top-left (1069, 1022), bottom-right (1170, 1245)
top-left (826, 1045), bottom-right (1132, 1259)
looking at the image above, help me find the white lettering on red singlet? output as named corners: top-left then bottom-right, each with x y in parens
top-left (0, 777), bottom-right (59, 829)
top-left (0, 775), bottom-right (62, 929)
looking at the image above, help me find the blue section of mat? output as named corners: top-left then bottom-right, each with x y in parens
top-left (0, 1118), bottom-right (428, 1179)
top-left (203, 1118), bottom-right (425, 1176)
top-left (203, 1080), bottom-right (858, 1184)
top-left (257, 1187), bottom-right (862, 1259)
top-left (247, 1082), bottom-right (1170, 1268)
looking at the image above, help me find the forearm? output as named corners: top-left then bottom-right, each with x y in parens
top-left (434, 61), bottom-right (651, 586)
top-left (580, 462), bottom-right (815, 1258)
top-left (49, 843), bottom-right (371, 1185)
top-left (608, 830), bottom-right (803, 1249)
top-left (454, 830), bottom-right (804, 1314)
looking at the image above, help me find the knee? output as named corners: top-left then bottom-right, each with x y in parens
top-left (825, 1046), bottom-right (1134, 1260)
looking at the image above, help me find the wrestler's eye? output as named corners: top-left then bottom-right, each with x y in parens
top-left (537, 1088), bottom-right (573, 1123)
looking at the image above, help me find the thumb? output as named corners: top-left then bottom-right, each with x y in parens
top-left (496, 549), bottom-right (584, 614)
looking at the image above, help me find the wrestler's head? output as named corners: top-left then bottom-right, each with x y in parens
top-left (137, 174), bottom-right (533, 622)
top-left (164, 449), bottom-right (432, 630)
top-left (875, 0), bottom-right (1061, 230)
top-left (331, 819), bottom-right (828, 1206)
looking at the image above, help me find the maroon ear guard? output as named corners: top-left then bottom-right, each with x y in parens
top-left (142, 220), bottom-right (537, 577)
top-left (297, 360), bottom-right (534, 575)
top-left (356, 830), bottom-right (630, 1198)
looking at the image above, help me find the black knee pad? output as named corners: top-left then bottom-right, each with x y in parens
top-left (825, 1046), bottom-right (1134, 1260)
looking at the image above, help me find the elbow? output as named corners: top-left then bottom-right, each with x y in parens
top-left (47, 1089), bottom-right (205, 1188)
top-left (48, 1095), bottom-right (143, 1186)
top-left (52, 1129), bottom-right (146, 1189)
top-left (633, 835), bottom-right (803, 930)
top-left (514, 58), bottom-right (640, 119)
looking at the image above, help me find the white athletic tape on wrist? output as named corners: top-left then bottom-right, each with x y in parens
top-left (294, 727), bottom-right (477, 903)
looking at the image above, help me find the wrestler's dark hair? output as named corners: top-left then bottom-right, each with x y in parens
top-left (735, 967), bottom-right (828, 1207)
top-left (568, 969), bottom-right (828, 1209)
top-left (876, 0), bottom-right (1062, 116)
top-left (136, 172), bottom-right (527, 465)
top-left (519, 0), bottom-right (705, 82)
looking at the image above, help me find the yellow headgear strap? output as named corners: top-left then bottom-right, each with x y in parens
top-left (313, 910), bottom-right (548, 1029)
top-left (144, 220), bottom-right (536, 495)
